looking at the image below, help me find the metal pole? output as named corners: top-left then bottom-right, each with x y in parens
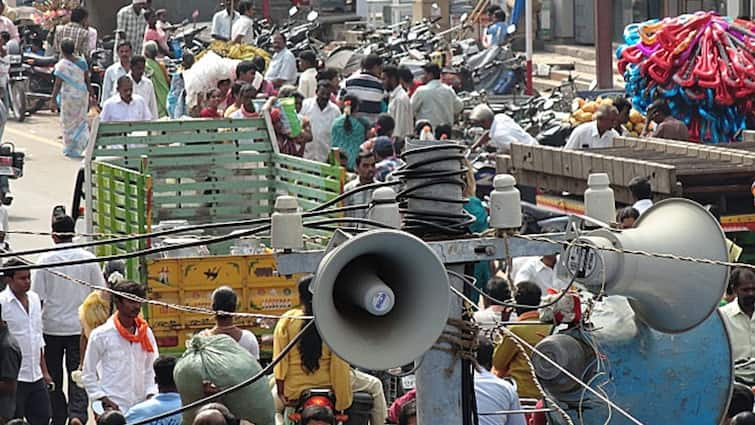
top-left (525, 0), bottom-right (533, 95)
top-left (594, 0), bottom-right (613, 89)
top-left (416, 265), bottom-right (464, 425)
top-left (230, 0), bottom-right (235, 41)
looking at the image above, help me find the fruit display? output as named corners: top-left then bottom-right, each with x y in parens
top-left (197, 41), bottom-right (271, 68)
top-left (617, 12), bottom-right (755, 143)
top-left (569, 96), bottom-right (646, 136)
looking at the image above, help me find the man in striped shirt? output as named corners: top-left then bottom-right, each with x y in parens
top-left (341, 54), bottom-right (385, 124)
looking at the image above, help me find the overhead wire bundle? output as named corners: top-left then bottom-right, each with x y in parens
top-left (617, 12), bottom-right (755, 143)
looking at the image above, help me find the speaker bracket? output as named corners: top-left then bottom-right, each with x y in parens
top-left (276, 235), bottom-right (566, 275)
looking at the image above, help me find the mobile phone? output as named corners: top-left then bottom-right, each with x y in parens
top-left (92, 400), bottom-right (105, 416)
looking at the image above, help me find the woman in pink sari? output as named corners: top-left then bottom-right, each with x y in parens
top-left (50, 38), bottom-right (91, 158)
top-left (143, 9), bottom-right (170, 57)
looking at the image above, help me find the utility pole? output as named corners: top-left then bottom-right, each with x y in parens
top-left (525, 0), bottom-right (533, 95)
top-left (416, 267), bottom-right (464, 425)
top-left (594, 0), bottom-right (613, 89)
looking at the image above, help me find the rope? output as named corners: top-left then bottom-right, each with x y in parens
top-left (494, 325), bottom-right (644, 425)
top-left (0, 249), bottom-right (312, 322)
top-left (450, 283), bottom-right (575, 425)
top-left (431, 317), bottom-right (480, 376)
top-left (513, 233), bottom-right (754, 271)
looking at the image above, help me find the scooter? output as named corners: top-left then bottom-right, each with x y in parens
top-left (5, 36), bottom-right (55, 121)
top-left (0, 143), bottom-right (26, 206)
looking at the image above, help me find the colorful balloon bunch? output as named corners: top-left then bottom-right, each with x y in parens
top-left (617, 12), bottom-right (755, 143)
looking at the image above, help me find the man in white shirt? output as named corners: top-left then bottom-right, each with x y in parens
top-left (473, 277), bottom-right (514, 328)
top-left (300, 81), bottom-right (341, 162)
top-left (82, 280), bottom-right (159, 413)
top-left (211, 0), bottom-right (240, 41)
top-left (411, 63), bottom-right (463, 129)
top-left (721, 268), bottom-right (755, 384)
top-left (628, 176), bottom-right (653, 215)
top-left (564, 105), bottom-right (619, 150)
top-left (514, 255), bottom-right (567, 293)
top-left (382, 65), bottom-right (413, 139)
top-left (343, 150), bottom-right (377, 219)
top-left (0, 259), bottom-right (52, 425)
top-left (129, 56), bottom-right (159, 120)
top-left (475, 335), bottom-right (526, 425)
top-left (231, 0), bottom-right (256, 45)
top-left (469, 104), bottom-right (537, 153)
top-left (297, 51), bottom-right (318, 99)
top-left (265, 34), bottom-right (297, 88)
top-left (101, 41), bottom-right (133, 106)
top-left (100, 76), bottom-right (154, 122)
top-left (32, 216), bottom-right (104, 425)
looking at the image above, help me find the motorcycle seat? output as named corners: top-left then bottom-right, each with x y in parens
top-left (23, 53), bottom-right (57, 67)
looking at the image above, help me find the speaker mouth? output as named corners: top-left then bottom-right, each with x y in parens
top-left (312, 230), bottom-right (451, 370)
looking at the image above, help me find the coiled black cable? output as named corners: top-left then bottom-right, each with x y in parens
top-left (396, 143), bottom-right (476, 236)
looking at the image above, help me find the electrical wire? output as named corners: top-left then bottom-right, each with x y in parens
top-left (0, 214), bottom-right (403, 272)
top-left (448, 269), bottom-right (579, 312)
top-left (128, 320), bottom-right (314, 425)
top-left (309, 180), bottom-right (400, 212)
top-left (449, 272), bottom-right (576, 425)
top-left (0, 204), bottom-right (371, 260)
top-left (496, 326), bottom-right (644, 425)
top-left (0, 223), bottom-right (270, 272)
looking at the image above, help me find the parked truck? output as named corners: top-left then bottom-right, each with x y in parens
top-left (497, 134), bottom-right (755, 262)
top-left (77, 115), bottom-right (344, 356)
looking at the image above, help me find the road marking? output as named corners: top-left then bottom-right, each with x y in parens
top-left (5, 126), bottom-right (61, 149)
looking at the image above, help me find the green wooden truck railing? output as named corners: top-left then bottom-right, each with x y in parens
top-left (85, 116), bottom-right (345, 281)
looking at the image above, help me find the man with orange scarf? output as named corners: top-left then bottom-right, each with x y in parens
top-left (82, 280), bottom-right (158, 413)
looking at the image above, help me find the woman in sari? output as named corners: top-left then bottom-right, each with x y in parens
top-left (143, 41), bottom-right (170, 117)
top-left (50, 38), bottom-right (91, 158)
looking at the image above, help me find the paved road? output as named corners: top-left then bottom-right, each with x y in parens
top-left (3, 112), bottom-right (82, 253)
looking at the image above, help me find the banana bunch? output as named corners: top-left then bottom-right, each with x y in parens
top-left (568, 97), bottom-right (646, 136)
top-left (198, 41), bottom-right (271, 68)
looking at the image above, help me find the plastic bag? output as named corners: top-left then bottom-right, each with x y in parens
top-left (279, 97), bottom-right (301, 138)
top-left (183, 51), bottom-right (239, 109)
top-left (174, 334), bottom-right (275, 425)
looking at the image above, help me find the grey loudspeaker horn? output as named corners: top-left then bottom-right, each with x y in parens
top-left (562, 198), bottom-right (728, 333)
top-left (312, 230), bottom-right (450, 370)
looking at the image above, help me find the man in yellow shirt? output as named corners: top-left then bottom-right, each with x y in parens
top-left (492, 281), bottom-right (552, 400)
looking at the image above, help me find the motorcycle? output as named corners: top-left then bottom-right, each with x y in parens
top-left (0, 143), bottom-right (26, 206)
top-left (5, 31), bottom-right (56, 121)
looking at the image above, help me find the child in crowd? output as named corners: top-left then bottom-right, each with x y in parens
top-left (200, 89), bottom-right (224, 118)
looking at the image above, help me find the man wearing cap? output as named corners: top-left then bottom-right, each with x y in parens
top-left (564, 105), bottom-right (619, 150)
top-left (469, 104), bottom-right (537, 153)
top-left (411, 63), bottom-right (463, 129)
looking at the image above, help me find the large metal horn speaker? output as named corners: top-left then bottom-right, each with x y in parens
top-left (312, 230), bottom-right (450, 370)
top-left (563, 198), bottom-right (728, 333)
